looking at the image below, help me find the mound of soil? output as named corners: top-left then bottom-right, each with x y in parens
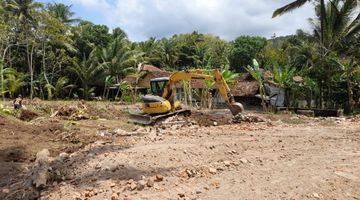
top-left (19, 110), bottom-right (39, 121)
top-left (191, 109), bottom-right (233, 126)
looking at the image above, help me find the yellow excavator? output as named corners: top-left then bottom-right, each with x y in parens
top-left (129, 69), bottom-right (244, 125)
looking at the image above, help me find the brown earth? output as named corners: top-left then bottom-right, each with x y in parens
top-left (0, 101), bottom-right (359, 200)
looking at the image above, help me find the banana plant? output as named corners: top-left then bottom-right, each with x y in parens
top-left (221, 67), bottom-right (239, 86)
top-left (245, 59), bottom-right (267, 111)
top-left (55, 77), bottom-right (73, 99)
top-left (333, 59), bottom-right (360, 113)
top-left (272, 63), bottom-right (297, 88)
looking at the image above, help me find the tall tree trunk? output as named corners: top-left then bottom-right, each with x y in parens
top-left (115, 77), bottom-right (120, 100)
top-left (320, 0), bottom-right (326, 49)
top-left (346, 78), bottom-right (354, 114)
top-left (259, 85), bottom-right (267, 112)
top-left (27, 43), bottom-right (35, 99)
top-left (102, 81), bottom-right (107, 99)
top-left (1, 45), bottom-right (12, 102)
top-left (0, 60), bottom-right (4, 102)
top-left (42, 43), bottom-right (52, 100)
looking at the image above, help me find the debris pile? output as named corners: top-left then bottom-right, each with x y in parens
top-left (51, 102), bottom-right (89, 120)
top-left (232, 113), bottom-right (266, 123)
top-left (156, 115), bottom-right (199, 129)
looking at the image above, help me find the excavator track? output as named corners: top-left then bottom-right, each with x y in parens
top-left (129, 109), bottom-right (191, 125)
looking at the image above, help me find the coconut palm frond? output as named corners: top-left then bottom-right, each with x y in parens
top-left (272, 0), bottom-right (309, 18)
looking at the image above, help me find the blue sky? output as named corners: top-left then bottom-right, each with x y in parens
top-left (38, 0), bottom-right (314, 41)
top-left (39, 0), bottom-right (108, 25)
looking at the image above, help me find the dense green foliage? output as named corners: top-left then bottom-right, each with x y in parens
top-left (229, 36), bottom-right (267, 72)
top-left (0, 0), bottom-right (359, 113)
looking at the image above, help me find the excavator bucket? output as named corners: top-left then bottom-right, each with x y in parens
top-left (228, 102), bottom-right (244, 116)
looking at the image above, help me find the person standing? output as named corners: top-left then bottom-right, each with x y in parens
top-left (13, 95), bottom-right (23, 110)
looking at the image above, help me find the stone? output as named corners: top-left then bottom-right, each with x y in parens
top-left (224, 160), bottom-right (231, 167)
top-left (129, 182), bottom-right (137, 190)
top-left (30, 149), bottom-right (52, 189)
top-left (313, 193), bottom-right (320, 198)
top-left (155, 174), bottom-right (164, 182)
top-left (84, 190), bottom-right (91, 197)
top-left (239, 158), bottom-right (248, 164)
top-left (209, 167), bottom-right (217, 174)
top-left (147, 178), bottom-right (154, 187)
top-left (212, 181), bottom-right (220, 188)
top-left (59, 152), bottom-right (69, 161)
top-left (36, 149), bottom-right (50, 165)
top-left (111, 193), bottom-right (119, 200)
top-left (178, 193), bottom-right (185, 198)
top-left (2, 188), bottom-right (10, 193)
top-left (101, 160), bottom-right (119, 171)
top-left (137, 180), bottom-right (146, 190)
top-left (186, 169), bottom-right (196, 177)
top-left (213, 122), bottom-right (218, 126)
top-left (124, 195), bottom-right (131, 200)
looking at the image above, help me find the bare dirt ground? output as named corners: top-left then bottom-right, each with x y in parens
top-left (0, 100), bottom-right (359, 200)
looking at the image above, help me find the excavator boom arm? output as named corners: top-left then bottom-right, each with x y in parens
top-left (163, 69), bottom-right (243, 115)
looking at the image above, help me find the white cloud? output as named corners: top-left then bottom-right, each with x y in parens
top-left (71, 0), bottom-right (315, 41)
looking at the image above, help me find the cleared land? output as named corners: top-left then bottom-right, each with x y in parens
top-left (0, 100), bottom-right (359, 200)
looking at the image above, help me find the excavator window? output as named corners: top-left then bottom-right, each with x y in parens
top-left (150, 77), bottom-right (169, 96)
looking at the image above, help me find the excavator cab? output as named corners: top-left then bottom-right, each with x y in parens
top-left (139, 77), bottom-right (172, 116)
top-left (150, 77), bottom-right (169, 96)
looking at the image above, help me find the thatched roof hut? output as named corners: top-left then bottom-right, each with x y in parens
top-left (230, 73), bottom-right (259, 97)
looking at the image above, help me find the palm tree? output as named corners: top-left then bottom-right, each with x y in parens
top-left (137, 37), bottom-right (162, 66)
top-left (273, 0), bottom-right (326, 46)
top-left (100, 37), bottom-right (141, 99)
top-left (101, 37), bottom-right (138, 81)
top-left (112, 27), bottom-right (128, 39)
top-left (4, 0), bottom-right (43, 25)
top-left (309, 0), bottom-right (360, 52)
top-left (158, 39), bottom-right (179, 70)
top-left (69, 52), bottom-right (103, 99)
top-left (47, 3), bottom-right (80, 25)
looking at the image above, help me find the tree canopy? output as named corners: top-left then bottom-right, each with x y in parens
top-left (0, 0), bottom-right (359, 113)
